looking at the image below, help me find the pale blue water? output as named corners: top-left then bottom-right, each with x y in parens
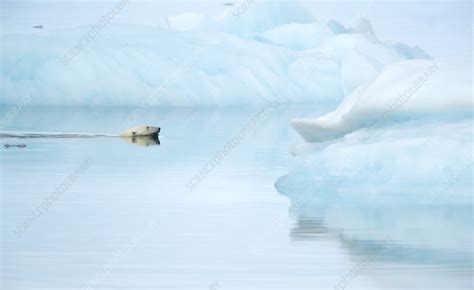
top-left (1, 105), bottom-right (472, 289)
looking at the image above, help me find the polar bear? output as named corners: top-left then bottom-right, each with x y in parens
top-left (120, 125), bottom-right (160, 138)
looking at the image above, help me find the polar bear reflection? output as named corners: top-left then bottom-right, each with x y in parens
top-left (121, 134), bottom-right (160, 146)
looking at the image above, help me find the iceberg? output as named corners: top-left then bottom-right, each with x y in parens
top-left (282, 119), bottom-right (473, 199)
top-left (291, 60), bottom-right (472, 143)
top-left (275, 9), bottom-right (473, 272)
top-left (1, 2), bottom-right (429, 107)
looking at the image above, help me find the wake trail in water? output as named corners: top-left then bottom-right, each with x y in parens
top-left (0, 131), bottom-right (119, 139)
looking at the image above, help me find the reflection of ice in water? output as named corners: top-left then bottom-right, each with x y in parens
top-left (286, 204), bottom-right (472, 265)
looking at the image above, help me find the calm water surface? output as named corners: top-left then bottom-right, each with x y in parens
top-left (1, 105), bottom-right (472, 289)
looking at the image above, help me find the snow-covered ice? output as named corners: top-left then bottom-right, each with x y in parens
top-left (1, 2), bottom-right (430, 106)
top-left (291, 60), bottom-right (472, 143)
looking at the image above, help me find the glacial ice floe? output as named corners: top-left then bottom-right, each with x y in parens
top-left (290, 60), bottom-right (472, 143)
top-left (1, 2), bottom-right (430, 106)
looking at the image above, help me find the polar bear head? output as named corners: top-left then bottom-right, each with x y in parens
top-left (120, 125), bottom-right (161, 137)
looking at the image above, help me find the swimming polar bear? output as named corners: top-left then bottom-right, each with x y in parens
top-left (120, 125), bottom-right (160, 138)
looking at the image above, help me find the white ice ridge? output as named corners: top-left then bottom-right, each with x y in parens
top-left (1, 2), bottom-right (430, 106)
top-left (291, 60), bottom-right (473, 143)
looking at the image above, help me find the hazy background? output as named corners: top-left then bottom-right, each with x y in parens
top-left (1, 1), bottom-right (472, 65)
